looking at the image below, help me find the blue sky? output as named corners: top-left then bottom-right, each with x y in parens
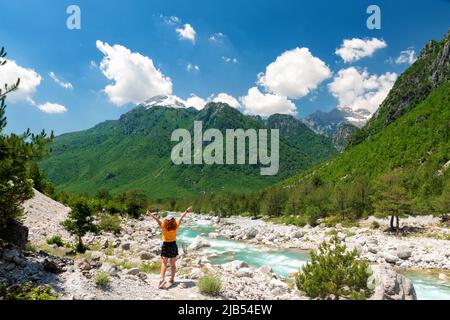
top-left (0, 0), bottom-right (449, 135)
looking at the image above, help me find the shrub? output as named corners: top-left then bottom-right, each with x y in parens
top-left (98, 213), bottom-right (121, 234)
top-left (371, 221), bottom-right (380, 229)
top-left (296, 236), bottom-right (372, 300)
top-left (46, 235), bottom-right (64, 247)
top-left (94, 271), bottom-right (110, 288)
top-left (62, 199), bottom-right (97, 253)
top-left (0, 282), bottom-right (57, 300)
top-left (197, 275), bottom-right (222, 296)
top-left (140, 262), bottom-right (161, 274)
top-left (304, 206), bottom-right (322, 226)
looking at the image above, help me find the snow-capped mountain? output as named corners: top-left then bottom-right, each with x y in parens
top-left (140, 95), bottom-right (186, 109)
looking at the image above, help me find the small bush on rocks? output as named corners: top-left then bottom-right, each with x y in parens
top-left (197, 275), bottom-right (222, 296)
top-left (0, 282), bottom-right (57, 300)
top-left (296, 236), bottom-right (372, 300)
top-left (98, 213), bottom-right (122, 234)
top-left (94, 271), bottom-right (110, 288)
top-left (46, 235), bottom-right (64, 247)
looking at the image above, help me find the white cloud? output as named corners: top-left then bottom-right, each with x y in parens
top-left (222, 56), bottom-right (238, 64)
top-left (184, 94), bottom-right (207, 110)
top-left (96, 40), bottom-right (172, 106)
top-left (0, 59), bottom-right (67, 113)
top-left (0, 59), bottom-right (42, 102)
top-left (240, 87), bottom-right (297, 117)
top-left (160, 14), bottom-right (180, 26)
top-left (257, 47), bottom-right (331, 99)
top-left (186, 63), bottom-right (200, 72)
top-left (328, 67), bottom-right (397, 116)
top-left (49, 72), bottom-right (73, 89)
top-left (211, 93), bottom-right (240, 108)
top-left (37, 102), bottom-right (67, 114)
top-left (176, 24), bottom-right (196, 43)
top-left (395, 49), bottom-right (417, 65)
top-left (336, 38), bottom-right (387, 63)
top-left (89, 60), bottom-right (98, 69)
top-left (209, 32), bottom-right (225, 42)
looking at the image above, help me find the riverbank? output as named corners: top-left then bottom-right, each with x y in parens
top-left (2, 189), bottom-right (448, 300)
top-left (206, 214), bottom-right (450, 272)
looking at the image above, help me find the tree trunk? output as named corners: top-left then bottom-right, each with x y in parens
top-left (390, 215), bottom-right (395, 230)
top-left (395, 216), bottom-right (399, 233)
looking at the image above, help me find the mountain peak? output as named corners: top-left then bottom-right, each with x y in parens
top-left (140, 95), bottom-right (186, 109)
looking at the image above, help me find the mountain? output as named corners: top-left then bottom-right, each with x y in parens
top-left (274, 30), bottom-right (450, 215)
top-left (40, 98), bottom-right (337, 199)
top-left (303, 109), bottom-right (360, 152)
top-left (349, 29), bottom-right (450, 146)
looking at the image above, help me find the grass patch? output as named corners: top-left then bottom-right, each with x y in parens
top-left (46, 235), bottom-right (64, 247)
top-left (140, 262), bottom-right (161, 274)
top-left (94, 271), bottom-right (110, 288)
top-left (197, 275), bottom-right (222, 297)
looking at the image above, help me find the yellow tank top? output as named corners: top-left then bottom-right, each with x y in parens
top-left (161, 220), bottom-right (179, 242)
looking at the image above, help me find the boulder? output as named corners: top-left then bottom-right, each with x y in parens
top-left (382, 252), bottom-right (399, 264)
top-left (76, 258), bottom-right (91, 271)
top-left (121, 243), bottom-right (131, 250)
top-left (2, 248), bottom-right (20, 262)
top-left (396, 246), bottom-right (412, 260)
top-left (269, 279), bottom-right (288, 289)
top-left (244, 227), bottom-right (258, 239)
top-left (236, 268), bottom-right (253, 278)
top-left (43, 258), bottom-right (63, 274)
top-left (100, 239), bottom-right (109, 249)
top-left (139, 251), bottom-right (153, 260)
top-left (188, 237), bottom-right (211, 251)
top-left (0, 219), bottom-right (28, 248)
top-left (222, 260), bottom-right (249, 272)
top-left (258, 265), bottom-right (272, 274)
top-left (208, 232), bottom-right (219, 239)
top-left (126, 268), bottom-right (140, 276)
top-left (368, 265), bottom-right (417, 300)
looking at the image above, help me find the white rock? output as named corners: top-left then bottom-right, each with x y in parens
top-left (222, 260), bottom-right (249, 272)
top-left (383, 252), bottom-right (400, 264)
top-left (188, 237), bottom-right (211, 251)
top-left (189, 268), bottom-right (203, 279)
top-left (236, 268), bottom-right (253, 278)
top-left (258, 265), bottom-right (272, 274)
top-left (396, 246), bottom-right (412, 260)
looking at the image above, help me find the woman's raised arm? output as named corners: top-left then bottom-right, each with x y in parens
top-left (178, 206), bottom-right (193, 226)
top-left (146, 210), bottom-right (162, 226)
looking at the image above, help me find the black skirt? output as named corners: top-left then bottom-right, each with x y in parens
top-left (161, 241), bottom-right (178, 258)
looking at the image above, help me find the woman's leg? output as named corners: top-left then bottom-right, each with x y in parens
top-left (169, 257), bottom-right (176, 283)
top-left (160, 257), bottom-right (168, 287)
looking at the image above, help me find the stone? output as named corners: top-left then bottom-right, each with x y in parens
top-left (76, 258), bottom-right (91, 271)
top-left (100, 263), bottom-right (119, 276)
top-left (2, 249), bottom-right (19, 262)
top-left (43, 258), bottom-right (63, 274)
top-left (383, 252), bottom-right (399, 264)
top-left (100, 239), bottom-right (109, 249)
top-left (112, 239), bottom-right (121, 248)
top-left (269, 279), bottom-right (288, 289)
top-left (139, 251), bottom-right (153, 260)
top-left (438, 273), bottom-right (448, 281)
top-left (126, 268), bottom-right (140, 276)
top-left (368, 265), bottom-right (417, 300)
top-left (121, 243), bottom-right (131, 250)
top-left (89, 251), bottom-right (103, 261)
top-left (138, 272), bottom-right (148, 280)
top-left (236, 268), bottom-right (253, 278)
top-left (396, 246), bottom-right (412, 260)
top-left (222, 260), bottom-right (249, 272)
top-left (244, 227), bottom-right (258, 239)
top-left (188, 237), bottom-right (211, 251)
top-left (258, 265), bottom-right (272, 274)
top-left (208, 232), bottom-right (219, 239)
top-left (189, 268), bottom-right (203, 279)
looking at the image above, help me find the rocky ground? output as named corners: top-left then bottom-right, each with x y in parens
top-left (2, 189), bottom-right (439, 300)
top-left (215, 215), bottom-right (450, 271)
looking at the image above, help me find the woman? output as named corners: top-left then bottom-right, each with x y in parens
top-left (146, 207), bottom-right (192, 289)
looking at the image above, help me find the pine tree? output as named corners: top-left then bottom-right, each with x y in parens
top-left (373, 169), bottom-right (411, 232)
top-left (62, 199), bottom-right (97, 252)
top-left (0, 47), bottom-right (53, 229)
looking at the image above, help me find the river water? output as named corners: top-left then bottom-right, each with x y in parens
top-left (177, 219), bottom-right (450, 300)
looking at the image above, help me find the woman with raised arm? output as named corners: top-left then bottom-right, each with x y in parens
top-left (146, 207), bottom-right (192, 289)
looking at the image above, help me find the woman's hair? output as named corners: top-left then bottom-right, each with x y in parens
top-left (163, 218), bottom-right (177, 231)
